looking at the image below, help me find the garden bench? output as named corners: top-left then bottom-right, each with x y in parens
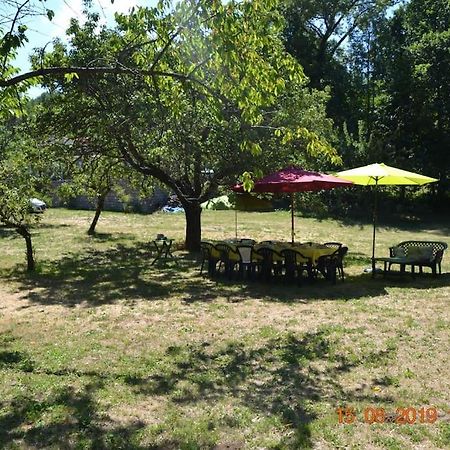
top-left (375, 240), bottom-right (447, 277)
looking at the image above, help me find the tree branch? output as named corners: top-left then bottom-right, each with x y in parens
top-left (1, 0), bottom-right (32, 71)
top-left (0, 65), bottom-right (223, 101)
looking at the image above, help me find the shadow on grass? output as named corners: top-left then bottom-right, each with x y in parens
top-left (35, 223), bottom-right (71, 230)
top-left (0, 331), bottom-right (147, 448)
top-left (0, 383), bottom-right (147, 449)
top-left (128, 329), bottom-right (391, 401)
top-left (5, 242), bottom-right (186, 306)
top-left (0, 227), bottom-right (18, 239)
top-left (3, 241), bottom-right (449, 307)
top-left (0, 327), bottom-right (397, 449)
top-left (335, 213), bottom-right (450, 237)
top-left (182, 269), bottom-right (450, 304)
top-left (88, 232), bottom-right (137, 242)
top-left (1, 223), bottom-right (72, 240)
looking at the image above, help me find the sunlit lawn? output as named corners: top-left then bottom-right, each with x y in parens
top-left (0, 208), bottom-right (449, 449)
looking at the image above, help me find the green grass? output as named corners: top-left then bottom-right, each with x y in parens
top-left (0, 208), bottom-right (449, 449)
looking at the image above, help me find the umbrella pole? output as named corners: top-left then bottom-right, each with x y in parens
top-left (371, 178), bottom-right (379, 277)
top-left (235, 208), bottom-right (238, 239)
top-left (291, 193), bottom-right (295, 244)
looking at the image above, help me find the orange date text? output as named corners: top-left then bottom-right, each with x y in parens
top-left (336, 406), bottom-right (438, 424)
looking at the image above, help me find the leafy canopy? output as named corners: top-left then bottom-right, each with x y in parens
top-left (36, 0), bottom-right (339, 196)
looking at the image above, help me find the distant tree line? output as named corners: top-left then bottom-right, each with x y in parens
top-left (283, 0), bottom-right (450, 204)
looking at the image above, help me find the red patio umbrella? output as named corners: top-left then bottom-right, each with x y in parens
top-left (232, 167), bottom-right (354, 243)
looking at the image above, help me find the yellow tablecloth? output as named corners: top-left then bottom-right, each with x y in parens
top-left (203, 241), bottom-right (336, 265)
top-left (254, 242), bottom-right (335, 265)
top-left (294, 244), bottom-right (336, 265)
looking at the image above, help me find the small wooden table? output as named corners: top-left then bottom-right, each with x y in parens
top-left (151, 239), bottom-right (175, 265)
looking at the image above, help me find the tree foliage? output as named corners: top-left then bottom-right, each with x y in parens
top-left (283, 0), bottom-right (396, 127)
top-left (365, 0), bottom-right (450, 192)
top-left (283, 0), bottom-right (448, 209)
top-left (0, 118), bottom-right (49, 270)
top-left (34, 0), bottom-right (338, 250)
top-left (0, 1), bottom-right (56, 270)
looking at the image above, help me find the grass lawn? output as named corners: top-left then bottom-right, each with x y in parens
top-left (0, 208), bottom-right (449, 449)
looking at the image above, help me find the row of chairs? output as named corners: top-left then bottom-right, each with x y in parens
top-left (200, 240), bottom-right (348, 284)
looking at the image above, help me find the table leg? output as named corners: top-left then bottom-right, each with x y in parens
top-left (151, 241), bottom-right (177, 265)
top-left (307, 261), bottom-right (315, 281)
top-left (151, 242), bottom-right (163, 265)
top-left (165, 242), bottom-right (177, 263)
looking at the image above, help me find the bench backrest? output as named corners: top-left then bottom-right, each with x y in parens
top-left (394, 241), bottom-right (448, 260)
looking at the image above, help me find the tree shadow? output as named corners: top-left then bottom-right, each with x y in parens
top-left (1, 224), bottom-right (71, 240)
top-left (121, 329), bottom-right (395, 448)
top-left (6, 242), bottom-right (189, 307)
top-left (88, 232), bottom-right (137, 242)
top-left (0, 227), bottom-right (18, 239)
top-left (35, 223), bottom-right (71, 230)
top-left (5, 239), bottom-right (449, 308)
top-left (0, 383), bottom-right (147, 449)
top-left (336, 213), bottom-right (450, 236)
top-left (0, 327), bottom-right (397, 449)
top-left (0, 332), bottom-right (147, 448)
top-left (183, 269), bottom-right (450, 304)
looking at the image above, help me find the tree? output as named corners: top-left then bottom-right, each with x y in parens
top-left (34, 1), bottom-right (339, 251)
top-left (0, 1), bottom-right (54, 113)
top-left (0, 120), bottom-right (48, 271)
top-left (0, 1), bottom-right (57, 271)
top-left (282, 0), bottom-right (395, 128)
top-left (46, 138), bottom-right (150, 236)
top-left (362, 0), bottom-right (450, 197)
top-left (404, 0), bottom-right (450, 194)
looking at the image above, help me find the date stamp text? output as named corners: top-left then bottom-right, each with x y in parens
top-left (336, 406), bottom-right (445, 425)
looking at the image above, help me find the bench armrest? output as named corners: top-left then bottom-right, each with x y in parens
top-left (435, 249), bottom-right (444, 263)
top-left (389, 246), bottom-right (395, 257)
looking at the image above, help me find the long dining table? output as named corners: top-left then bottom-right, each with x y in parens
top-left (205, 239), bottom-right (337, 266)
top-left (255, 242), bottom-right (336, 265)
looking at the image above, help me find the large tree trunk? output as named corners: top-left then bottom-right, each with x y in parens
top-left (88, 192), bottom-right (107, 235)
top-left (16, 225), bottom-right (35, 271)
top-left (183, 203), bottom-right (202, 252)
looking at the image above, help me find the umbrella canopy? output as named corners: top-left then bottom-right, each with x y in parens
top-left (232, 167), bottom-right (354, 243)
top-left (335, 163), bottom-right (438, 275)
top-left (336, 163), bottom-right (438, 186)
top-left (232, 167), bottom-right (354, 193)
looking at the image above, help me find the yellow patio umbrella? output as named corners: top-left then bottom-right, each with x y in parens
top-left (335, 163), bottom-right (438, 274)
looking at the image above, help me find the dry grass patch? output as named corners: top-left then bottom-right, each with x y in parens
top-left (0, 208), bottom-right (449, 449)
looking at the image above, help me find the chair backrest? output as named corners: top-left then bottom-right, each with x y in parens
top-left (337, 246), bottom-right (348, 262)
top-left (201, 241), bottom-right (215, 255)
top-left (256, 246), bottom-right (281, 264)
top-left (239, 238), bottom-right (256, 245)
top-left (281, 249), bottom-right (296, 267)
top-left (215, 243), bottom-right (233, 261)
top-left (236, 245), bottom-right (253, 263)
top-left (318, 245), bottom-right (347, 268)
top-left (200, 244), bottom-right (210, 259)
top-left (259, 240), bottom-right (273, 245)
top-left (281, 248), bottom-right (309, 264)
top-left (324, 242), bottom-right (343, 250)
